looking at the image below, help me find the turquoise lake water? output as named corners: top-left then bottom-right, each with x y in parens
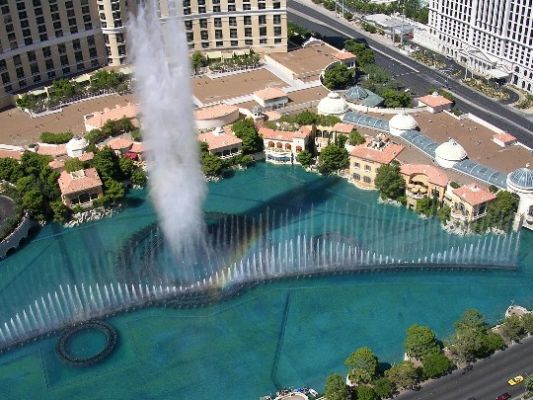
top-left (0, 162), bottom-right (532, 399)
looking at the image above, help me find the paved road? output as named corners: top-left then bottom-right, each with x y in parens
top-left (396, 335), bottom-right (533, 400)
top-left (287, 0), bottom-right (533, 148)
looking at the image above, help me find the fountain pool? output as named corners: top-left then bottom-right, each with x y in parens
top-left (0, 163), bottom-right (531, 399)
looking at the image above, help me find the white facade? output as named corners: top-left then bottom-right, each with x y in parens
top-left (428, 0), bottom-right (533, 93)
top-left (507, 168), bottom-right (533, 231)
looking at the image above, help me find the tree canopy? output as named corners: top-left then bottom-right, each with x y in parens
top-left (323, 63), bottom-right (354, 90)
top-left (64, 158), bottom-right (85, 173)
top-left (324, 374), bottom-right (349, 400)
top-left (404, 324), bottom-right (440, 359)
top-left (421, 351), bottom-right (453, 379)
top-left (373, 377), bottom-right (394, 399)
top-left (385, 361), bottom-right (418, 390)
top-left (356, 385), bottom-right (378, 400)
top-left (232, 118), bottom-right (263, 154)
top-left (344, 347), bottom-right (379, 384)
top-left (318, 144), bottom-right (349, 175)
top-left (296, 150), bottom-right (313, 168)
top-left (375, 163), bottom-right (405, 201)
top-left (344, 39), bottom-right (375, 67)
top-left (348, 130), bottom-right (365, 146)
top-left (0, 158), bottom-right (23, 183)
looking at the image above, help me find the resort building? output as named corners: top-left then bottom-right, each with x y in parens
top-left (400, 164), bottom-right (449, 210)
top-left (349, 134), bottom-right (404, 190)
top-left (333, 49), bottom-right (356, 68)
top-left (58, 167), bottom-right (104, 208)
top-left (0, 0), bottom-right (287, 108)
top-left (253, 87), bottom-right (288, 109)
top-left (195, 104), bottom-right (240, 131)
top-left (507, 167), bottom-right (533, 231)
top-left (428, 0), bottom-right (533, 93)
top-left (106, 137), bottom-right (133, 155)
top-left (84, 102), bottom-right (138, 132)
top-left (0, 0), bottom-right (107, 109)
top-left (314, 122), bottom-right (353, 153)
top-left (415, 93), bottom-right (453, 114)
top-left (446, 183), bottom-right (496, 225)
top-left (260, 125), bottom-right (312, 164)
top-left (198, 126), bottom-right (242, 159)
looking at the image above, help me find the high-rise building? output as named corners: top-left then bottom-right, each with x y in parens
top-left (0, 0), bottom-right (287, 109)
top-left (428, 0), bottom-right (533, 93)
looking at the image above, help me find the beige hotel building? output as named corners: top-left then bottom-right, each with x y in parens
top-left (0, 0), bottom-right (287, 108)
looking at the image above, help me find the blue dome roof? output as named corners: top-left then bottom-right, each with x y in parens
top-left (508, 168), bottom-right (533, 190)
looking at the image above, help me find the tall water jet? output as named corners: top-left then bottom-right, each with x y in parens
top-left (128, 4), bottom-right (206, 260)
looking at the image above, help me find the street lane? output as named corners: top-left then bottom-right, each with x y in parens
top-left (288, 1), bottom-right (533, 148)
top-left (397, 335), bottom-right (533, 400)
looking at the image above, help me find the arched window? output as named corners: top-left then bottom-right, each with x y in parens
top-left (268, 141), bottom-right (275, 148)
top-left (276, 142), bottom-right (283, 148)
top-left (285, 143), bottom-right (291, 150)
top-left (296, 146), bottom-right (302, 153)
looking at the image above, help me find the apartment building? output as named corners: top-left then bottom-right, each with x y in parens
top-left (0, 0), bottom-right (287, 109)
top-left (428, 0), bottom-right (533, 93)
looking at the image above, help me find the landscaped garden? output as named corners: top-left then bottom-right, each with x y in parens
top-left (462, 78), bottom-right (510, 101)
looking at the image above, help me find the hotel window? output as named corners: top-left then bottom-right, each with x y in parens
top-left (259, 27), bottom-right (267, 36)
top-left (201, 30), bottom-right (209, 40)
top-left (185, 20), bottom-right (193, 30)
top-left (259, 38), bottom-right (267, 44)
top-left (198, 6), bottom-right (206, 13)
top-left (228, 4), bottom-right (235, 11)
top-left (200, 19), bottom-right (208, 28)
top-left (214, 18), bottom-right (222, 28)
top-left (364, 165), bottom-right (371, 172)
top-left (243, 3), bottom-right (251, 10)
top-left (216, 41), bottom-right (223, 47)
top-left (273, 15), bottom-right (281, 24)
top-left (1, 72), bottom-right (10, 84)
top-left (201, 42), bottom-right (209, 48)
top-left (230, 29), bottom-right (237, 38)
top-left (245, 27), bottom-right (252, 37)
top-left (245, 39), bottom-right (253, 45)
top-left (215, 29), bottom-right (223, 39)
top-left (274, 26), bottom-right (282, 36)
top-left (275, 38), bottom-right (282, 44)
top-left (273, 2), bottom-right (280, 8)
top-left (353, 162), bottom-right (360, 169)
top-left (229, 17), bottom-right (236, 26)
top-left (259, 15), bottom-right (266, 25)
top-left (352, 173), bottom-right (360, 181)
top-left (231, 40), bottom-right (238, 47)
top-left (363, 176), bottom-right (372, 184)
top-left (16, 67), bottom-right (24, 79)
top-left (213, 5), bottom-right (220, 12)
top-left (244, 16), bottom-right (251, 25)
top-left (258, 2), bottom-right (266, 9)
top-left (187, 32), bottom-right (194, 42)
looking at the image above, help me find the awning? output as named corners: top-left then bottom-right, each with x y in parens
top-left (27, 88), bottom-right (47, 96)
top-left (74, 74), bottom-right (91, 83)
top-left (233, 49), bottom-right (250, 57)
top-left (486, 69), bottom-right (509, 79)
top-left (206, 51), bottom-right (223, 59)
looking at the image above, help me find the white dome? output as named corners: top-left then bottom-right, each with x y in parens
top-left (389, 113), bottom-right (418, 136)
top-left (435, 138), bottom-right (467, 168)
top-left (66, 136), bottom-right (88, 157)
top-left (317, 92), bottom-right (349, 116)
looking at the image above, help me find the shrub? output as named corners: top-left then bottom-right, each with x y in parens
top-left (64, 158), bottom-right (85, 173)
top-left (348, 130), bottom-right (365, 145)
top-left (373, 377), bottom-right (393, 399)
top-left (421, 351), bottom-right (453, 379)
top-left (40, 131), bottom-right (73, 144)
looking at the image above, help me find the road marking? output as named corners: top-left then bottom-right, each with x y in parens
top-left (288, 5), bottom-right (420, 73)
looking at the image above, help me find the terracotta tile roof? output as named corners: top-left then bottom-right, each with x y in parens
top-left (333, 122), bottom-right (354, 134)
top-left (48, 159), bottom-right (65, 170)
top-left (416, 94), bottom-right (453, 108)
top-left (130, 142), bottom-right (144, 153)
top-left (350, 139), bottom-right (404, 164)
top-left (107, 137), bottom-right (134, 151)
top-left (493, 132), bottom-right (517, 144)
top-left (84, 103), bottom-right (138, 130)
top-left (36, 143), bottom-right (67, 157)
top-left (453, 184), bottom-right (496, 206)
top-left (400, 163), bottom-right (449, 187)
top-left (253, 87), bottom-right (287, 101)
top-left (195, 104), bottom-right (239, 120)
top-left (58, 168), bottom-right (103, 196)
top-left (0, 149), bottom-right (23, 160)
top-left (259, 125), bottom-right (312, 141)
top-left (334, 50), bottom-right (356, 61)
top-left (198, 129), bottom-right (242, 151)
top-left (78, 152), bottom-right (94, 162)
top-left (264, 110), bottom-right (282, 121)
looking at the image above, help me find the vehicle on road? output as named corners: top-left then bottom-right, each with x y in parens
top-left (496, 393), bottom-right (511, 400)
top-left (507, 375), bottom-right (524, 385)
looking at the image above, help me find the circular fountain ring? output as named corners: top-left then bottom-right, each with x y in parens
top-left (55, 320), bottom-right (118, 367)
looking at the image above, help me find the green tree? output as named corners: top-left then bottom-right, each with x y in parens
top-left (421, 351), bottom-right (453, 379)
top-left (437, 205), bottom-right (451, 224)
top-left (90, 70), bottom-right (123, 91)
top-left (191, 51), bottom-right (206, 71)
top-left (131, 168), bottom-right (147, 187)
top-left (93, 147), bottom-right (122, 181)
top-left (233, 118), bottom-right (263, 154)
top-left (324, 374), bottom-right (349, 400)
top-left (521, 313), bottom-right (533, 334)
top-left (344, 39), bottom-right (375, 67)
top-left (50, 78), bottom-right (78, 101)
top-left (501, 315), bottom-right (526, 342)
top-left (40, 131), bottom-right (73, 144)
top-left (373, 377), bottom-right (394, 399)
top-left (296, 150), bottom-right (313, 168)
top-left (404, 324), bottom-right (440, 359)
top-left (485, 190), bottom-right (519, 231)
top-left (318, 144), bottom-right (349, 175)
top-left (201, 152), bottom-right (224, 177)
top-left (64, 158), bottom-right (85, 173)
top-left (348, 130), bottom-right (365, 145)
top-left (480, 331), bottom-right (506, 355)
top-left (323, 63), bottom-right (354, 90)
top-left (448, 309), bottom-right (489, 364)
top-left (51, 200), bottom-right (70, 223)
top-left (85, 129), bottom-right (106, 145)
top-left (357, 385), bottom-right (378, 400)
top-left (415, 197), bottom-right (438, 217)
top-left (381, 89), bottom-right (412, 108)
top-left (524, 376), bottom-right (533, 394)
top-left (344, 347), bottom-right (379, 384)
top-left (119, 156), bottom-right (135, 178)
top-left (385, 361), bottom-right (418, 390)
top-left (0, 158), bottom-right (23, 183)
top-left (103, 179), bottom-right (125, 205)
top-left (455, 309), bottom-right (487, 332)
top-left (22, 189), bottom-right (46, 219)
top-left (375, 163), bottom-right (405, 200)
